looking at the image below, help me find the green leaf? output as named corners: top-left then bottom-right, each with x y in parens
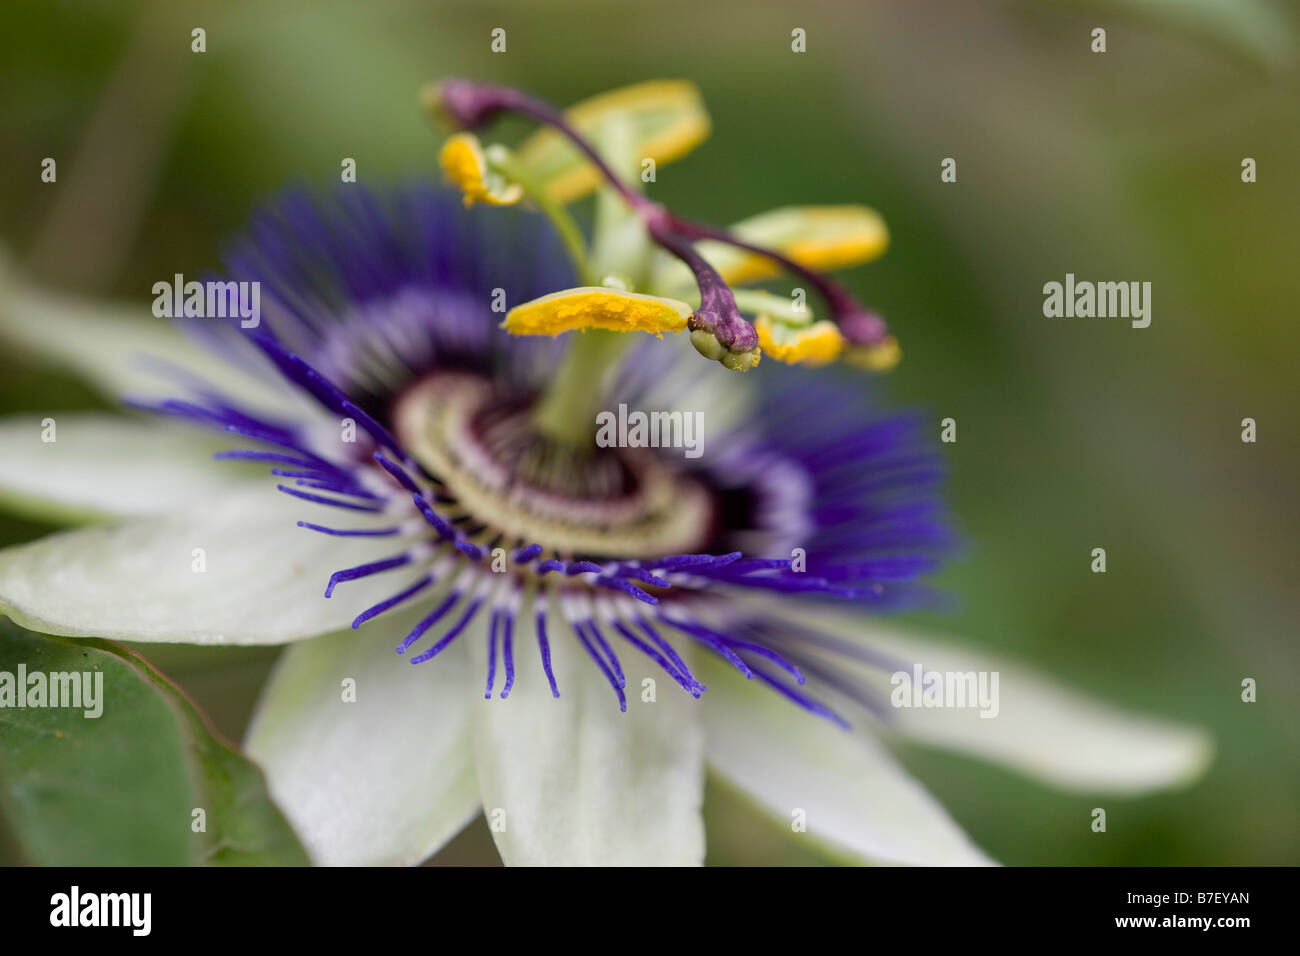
top-left (121, 645), bottom-right (311, 865)
top-left (0, 617), bottom-right (308, 865)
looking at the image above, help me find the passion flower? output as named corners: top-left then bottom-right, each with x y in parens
top-left (0, 80), bottom-right (1210, 866)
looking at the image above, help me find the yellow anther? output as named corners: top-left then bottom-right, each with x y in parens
top-left (845, 335), bottom-right (902, 372)
top-left (754, 315), bottom-right (845, 366)
top-left (516, 81), bottom-right (711, 204)
top-left (438, 133), bottom-right (523, 207)
top-left (651, 206), bottom-right (892, 297)
top-left (713, 206), bottom-right (890, 284)
top-left (506, 287), bottom-right (692, 337)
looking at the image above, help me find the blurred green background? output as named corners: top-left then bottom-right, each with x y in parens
top-left (1, 0), bottom-right (1297, 865)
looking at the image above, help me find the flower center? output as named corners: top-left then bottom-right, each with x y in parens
top-left (391, 372), bottom-right (714, 559)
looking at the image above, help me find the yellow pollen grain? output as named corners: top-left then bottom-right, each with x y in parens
top-left (506, 288), bottom-right (691, 337)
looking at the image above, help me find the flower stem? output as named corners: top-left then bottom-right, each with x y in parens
top-left (532, 329), bottom-right (632, 445)
top-left (531, 114), bottom-right (646, 445)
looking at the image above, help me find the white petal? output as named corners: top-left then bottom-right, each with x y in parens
top-left (245, 611), bottom-right (479, 866)
top-left (0, 269), bottom-right (294, 409)
top-left (0, 413), bottom-right (264, 522)
top-left (852, 620), bottom-right (1214, 794)
top-left (0, 484), bottom-right (426, 645)
top-left (699, 655), bottom-right (994, 866)
top-left (472, 610), bottom-right (705, 865)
